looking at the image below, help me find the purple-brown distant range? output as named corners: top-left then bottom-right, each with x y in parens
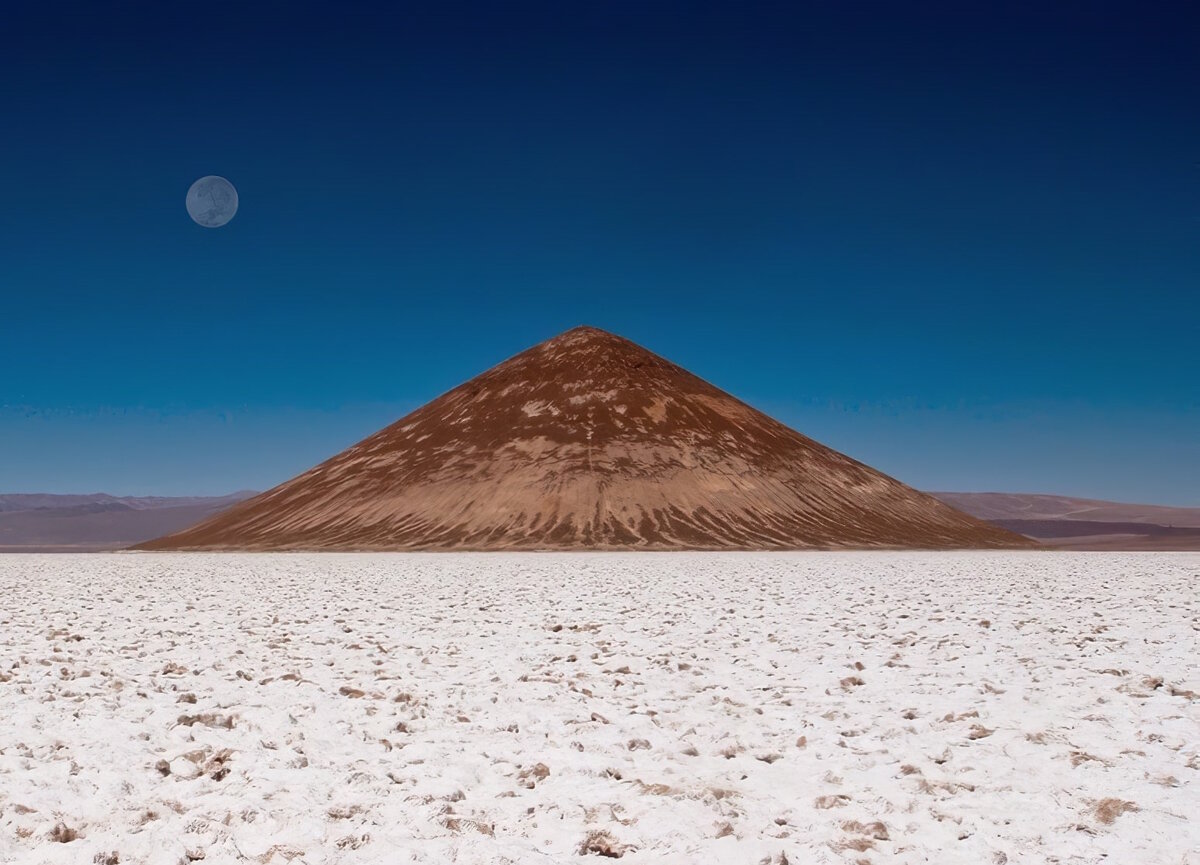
top-left (932, 492), bottom-right (1200, 551)
top-left (0, 492), bottom-right (256, 552)
top-left (137, 327), bottom-right (1032, 551)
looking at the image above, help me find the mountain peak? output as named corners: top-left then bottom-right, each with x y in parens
top-left (535, 325), bottom-right (653, 361)
top-left (556, 324), bottom-right (615, 339)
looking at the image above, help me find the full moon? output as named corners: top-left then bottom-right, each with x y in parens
top-left (186, 176), bottom-right (238, 228)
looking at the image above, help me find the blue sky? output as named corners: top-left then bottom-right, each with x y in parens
top-left (2, 2), bottom-right (1197, 504)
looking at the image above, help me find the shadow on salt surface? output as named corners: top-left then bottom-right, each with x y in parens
top-left (0, 552), bottom-right (1197, 864)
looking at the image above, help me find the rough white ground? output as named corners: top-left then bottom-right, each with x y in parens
top-left (0, 552), bottom-right (1197, 865)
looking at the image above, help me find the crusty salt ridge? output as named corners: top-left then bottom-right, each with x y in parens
top-left (1, 552), bottom-right (1196, 863)
top-left (137, 326), bottom-right (1028, 550)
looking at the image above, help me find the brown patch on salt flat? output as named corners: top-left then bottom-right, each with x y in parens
top-left (579, 829), bottom-right (628, 857)
top-left (842, 820), bottom-right (890, 840)
top-left (48, 822), bottom-right (78, 843)
top-left (1093, 798), bottom-right (1139, 824)
top-left (516, 762), bottom-right (550, 789)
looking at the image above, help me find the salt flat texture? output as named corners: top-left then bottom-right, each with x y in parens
top-left (1, 553), bottom-right (1197, 865)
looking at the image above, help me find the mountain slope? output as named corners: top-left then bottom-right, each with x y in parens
top-left (139, 327), bottom-right (1031, 551)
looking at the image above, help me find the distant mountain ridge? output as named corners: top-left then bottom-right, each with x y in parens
top-left (0, 492), bottom-right (258, 513)
top-left (929, 492), bottom-right (1200, 527)
top-left (930, 492), bottom-right (1200, 550)
top-left (0, 492), bottom-right (258, 552)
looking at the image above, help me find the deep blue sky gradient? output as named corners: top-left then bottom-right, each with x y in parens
top-left (2, 1), bottom-right (1197, 502)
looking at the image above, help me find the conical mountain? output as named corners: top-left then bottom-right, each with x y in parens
top-left (138, 326), bottom-right (1032, 551)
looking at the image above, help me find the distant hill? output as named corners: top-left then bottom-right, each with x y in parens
top-left (0, 492), bottom-right (257, 552)
top-left (0, 492), bottom-right (258, 513)
top-left (929, 492), bottom-right (1200, 527)
top-left (931, 492), bottom-right (1200, 550)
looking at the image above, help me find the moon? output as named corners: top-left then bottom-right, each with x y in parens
top-left (186, 176), bottom-right (238, 228)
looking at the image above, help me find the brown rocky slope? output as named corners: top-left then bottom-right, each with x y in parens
top-left (137, 326), bottom-right (1032, 551)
